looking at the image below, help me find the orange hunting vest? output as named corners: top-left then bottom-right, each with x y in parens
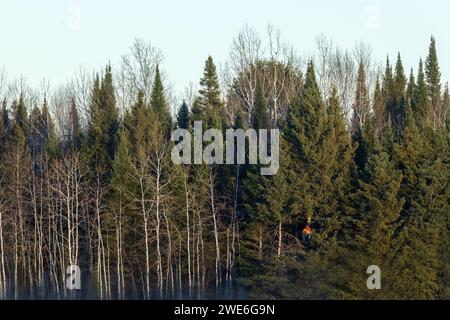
top-left (303, 226), bottom-right (312, 235)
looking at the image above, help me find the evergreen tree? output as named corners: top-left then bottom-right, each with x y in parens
top-left (128, 90), bottom-right (153, 160)
top-left (13, 95), bottom-right (28, 135)
top-left (176, 101), bottom-right (190, 129)
top-left (414, 59), bottom-right (430, 126)
top-left (391, 121), bottom-right (446, 299)
top-left (382, 57), bottom-right (395, 130)
top-left (405, 68), bottom-right (416, 118)
top-left (341, 151), bottom-right (404, 299)
top-left (85, 65), bottom-right (119, 176)
top-left (192, 56), bottom-right (226, 129)
top-left (109, 127), bottom-right (135, 281)
top-left (40, 100), bottom-right (59, 158)
top-left (68, 96), bottom-right (82, 151)
top-left (240, 77), bottom-right (272, 274)
top-left (393, 53), bottom-right (406, 136)
top-left (352, 62), bottom-right (370, 133)
top-left (285, 60), bottom-right (326, 228)
top-left (247, 86), bottom-right (354, 297)
top-left (150, 65), bottom-right (172, 136)
top-left (85, 75), bottom-right (108, 171)
top-left (251, 77), bottom-right (270, 130)
top-left (285, 63), bottom-right (352, 245)
top-left (101, 64), bottom-right (119, 161)
top-left (442, 83), bottom-right (450, 130)
top-left (327, 86), bottom-right (354, 219)
top-left (425, 36), bottom-right (442, 128)
top-left (372, 77), bottom-right (385, 137)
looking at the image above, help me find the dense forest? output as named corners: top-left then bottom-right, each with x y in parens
top-left (0, 28), bottom-right (449, 300)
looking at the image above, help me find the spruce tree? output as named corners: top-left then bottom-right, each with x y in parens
top-left (176, 101), bottom-right (190, 129)
top-left (425, 36), bottom-right (442, 128)
top-left (285, 63), bottom-right (352, 246)
top-left (285, 60), bottom-right (326, 229)
top-left (327, 87), bottom-right (354, 227)
top-left (442, 83), bottom-right (450, 130)
top-left (372, 77), bottom-right (385, 137)
top-left (37, 99), bottom-right (60, 159)
top-left (405, 68), bottom-right (416, 118)
top-left (391, 116), bottom-right (447, 299)
top-left (241, 76), bottom-right (273, 272)
top-left (85, 75), bottom-right (108, 172)
top-left (252, 77), bottom-right (270, 130)
top-left (128, 90), bottom-right (153, 161)
top-left (341, 151), bottom-right (404, 299)
top-left (393, 53), bottom-right (406, 136)
top-left (85, 66), bottom-right (119, 176)
top-left (101, 64), bottom-right (119, 161)
top-left (414, 59), bottom-right (430, 126)
top-left (352, 62), bottom-right (370, 133)
top-left (150, 65), bottom-right (172, 136)
top-left (13, 95), bottom-right (28, 135)
top-left (382, 57), bottom-right (396, 132)
top-left (192, 56), bottom-right (226, 129)
top-left (68, 97), bottom-right (82, 151)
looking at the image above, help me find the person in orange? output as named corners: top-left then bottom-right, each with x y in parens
top-left (302, 225), bottom-right (312, 241)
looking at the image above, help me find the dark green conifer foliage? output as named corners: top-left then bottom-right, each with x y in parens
top-left (272, 69), bottom-right (352, 295)
top-left (425, 36), bottom-right (442, 128)
top-left (42, 100), bottom-right (60, 159)
top-left (414, 59), bottom-right (430, 126)
top-left (392, 53), bottom-right (406, 136)
top-left (13, 95), bottom-right (28, 135)
top-left (176, 101), bottom-right (190, 129)
top-left (86, 75), bottom-right (108, 171)
top-left (326, 87), bottom-right (354, 225)
top-left (391, 121), bottom-right (446, 299)
top-left (110, 128), bottom-right (134, 221)
top-left (85, 66), bottom-right (119, 175)
top-left (284, 60), bottom-right (331, 233)
top-left (151, 65), bottom-right (172, 136)
top-left (192, 56), bottom-right (226, 129)
top-left (372, 77), bottom-right (385, 137)
top-left (246, 87), bottom-right (354, 298)
top-left (101, 64), bottom-right (119, 160)
top-left (352, 62), bottom-right (369, 133)
top-left (442, 83), bottom-right (450, 130)
top-left (128, 90), bottom-right (153, 160)
top-left (425, 36), bottom-right (441, 94)
top-left (68, 97), bottom-right (82, 151)
top-left (252, 78), bottom-right (270, 130)
top-left (341, 151), bottom-right (404, 299)
top-left (405, 68), bottom-right (416, 119)
top-left (241, 77), bottom-right (273, 274)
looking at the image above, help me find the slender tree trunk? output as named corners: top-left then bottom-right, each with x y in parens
top-left (0, 207), bottom-right (6, 299)
top-left (155, 160), bottom-right (163, 297)
top-left (184, 173), bottom-right (192, 294)
top-left (209, 170), bottom-right (221, 289)
top-left (277, 221), bottom-right (282, 257)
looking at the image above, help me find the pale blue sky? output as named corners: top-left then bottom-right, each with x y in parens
top-left (0, 0), bottom-right (449, 95)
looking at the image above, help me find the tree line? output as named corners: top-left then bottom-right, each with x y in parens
top-left (0, 30), bottom-right (449, 299)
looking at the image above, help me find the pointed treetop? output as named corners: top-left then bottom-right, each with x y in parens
top-left (176, 100), bottom-right (190, 130)
top-left (252, 76), bottom-right (270, 130)
top-left (198, 56), bottom-right (222, 108)
top-left (394, 52), bottom-right (406, 95)
top-left (303, 60), bottom-right (320, 95)
top-left (425, 35), bottom-right (441, 96)
top-left (150, 64), bottom-right (171, 130)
